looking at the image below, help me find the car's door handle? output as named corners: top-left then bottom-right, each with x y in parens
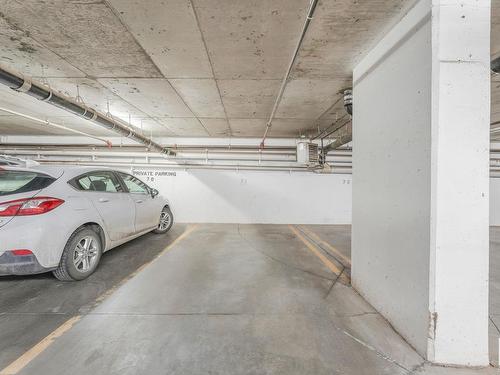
top-left (98, 198), bottom-right (109, 203)
top-left (136, 200), bottom-right (143, 204)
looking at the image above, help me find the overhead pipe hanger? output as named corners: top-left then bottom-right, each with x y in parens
top-left (0, 63), bottom-right (175, 156)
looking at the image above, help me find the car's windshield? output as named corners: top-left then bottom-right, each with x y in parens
top-left (0, 170), bottom-right (56, 196)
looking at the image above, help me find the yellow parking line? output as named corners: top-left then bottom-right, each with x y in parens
top-left (298, 226), bottom-right (352, 268)
top-left (92, 224), bottom-right (198, 306)
top-left (0, 224), bottom-right (198, 375)
top-left (289, 225), bottom-right (349, 284)
top-left (0, 316), bottom-right (81, 375)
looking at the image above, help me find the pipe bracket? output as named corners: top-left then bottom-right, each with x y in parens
top-left (15, 77), bottom-right (32, 93)
top-left (40, 90), bottom-right (53, 102)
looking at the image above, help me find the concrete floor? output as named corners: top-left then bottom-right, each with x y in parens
top-left (0, 224), bottom-right (498, 375)
top-left (0, 225), bottom-right (187, 369)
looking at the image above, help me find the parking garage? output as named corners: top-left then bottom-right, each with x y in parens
top-left (0, 0), bottom-right (499, 374)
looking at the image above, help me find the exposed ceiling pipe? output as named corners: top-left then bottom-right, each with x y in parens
top-left (36, 160), bottom-right (353, 174)
top-left (319, 118), bottom-right (351, 140)
top-left (0, 147), bottom-right (350, 167)
top-left (0, 64), bottom-right (175, 156)
top-left (0, 144), bottom-right (301, 155)
top-left (259, 0), bottom-right (319, 149)
top-left (0, 106), bottom-right (111, 147)
top-left (311, 113), bottom-right (348, 141)
top-left (322, 121), bottom-right (352, 154)
top-left (0, 150), bottom-right (353, 174)
top-left (321, 89), bottom-right (353, 156)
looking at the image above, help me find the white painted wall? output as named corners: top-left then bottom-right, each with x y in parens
top-left (352, 0), bottom-right (490, 366)
top-left (128, 168), bottom-right (352, 224)
top-left (352, 0), bottom-right (432, 358)
top-left (428, 0), bottom-right (490, 366)
top-left (491, 179), bottom-right (500, 226)
top-left (127, 165), bottom-right (500, 226)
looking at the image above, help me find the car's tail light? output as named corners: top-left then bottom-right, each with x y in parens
top-left (0, 197), bottom-right (64, 217)
top-left (11, 249), bottom-right (33, 256)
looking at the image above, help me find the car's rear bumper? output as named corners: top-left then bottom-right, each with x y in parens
top-left (0, 251), bottom-right (54, 276)
top-left (0, 213), bottom-right (70, 270)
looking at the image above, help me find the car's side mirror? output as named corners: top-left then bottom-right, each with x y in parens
top-left (151, 188), bottom-right (159, 198)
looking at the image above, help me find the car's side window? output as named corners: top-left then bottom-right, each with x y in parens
top-left (118, 172), bottom-right (149, 194)
top-left (77, 176), bottom-right (92, 190)
top-left (75, 172), bottom-right (123, 193)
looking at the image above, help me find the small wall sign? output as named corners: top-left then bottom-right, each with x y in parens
top-left (132, 169), bottom-right (176, 183)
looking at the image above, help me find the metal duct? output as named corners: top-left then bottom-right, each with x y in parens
top-left (322, 122), bottom-right (352, 155)
top-left (0, 64), bottom-right (175, 156)
top-left (321, 88), bottom-right (353, 156)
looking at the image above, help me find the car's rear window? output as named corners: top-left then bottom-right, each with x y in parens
top-left (0, 170), bottom-right (56, 196)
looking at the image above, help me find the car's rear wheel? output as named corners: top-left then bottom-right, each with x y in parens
top-left (53, 227), bottom-right (102, 281)
top-left (153, 206), bottom-right (173, 234)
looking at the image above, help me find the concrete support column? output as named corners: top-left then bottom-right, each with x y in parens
top-left (351, 0), bottom-right (490, 367)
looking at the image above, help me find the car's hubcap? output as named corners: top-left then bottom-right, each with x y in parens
top-left (73, 236), bottom-right (99, 272)
top-left (159, 211), bottom-right (171, 230)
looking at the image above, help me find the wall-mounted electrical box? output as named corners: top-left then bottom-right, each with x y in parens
top-left (297, 142), bottom-right (319, 166)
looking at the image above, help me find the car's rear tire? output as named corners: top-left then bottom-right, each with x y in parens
top-left (153, 206), bottom-right (173, 234)
top-left (53, 227), bottom-right (103, 281)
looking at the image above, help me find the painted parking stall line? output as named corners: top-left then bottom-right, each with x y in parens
top-left (288, 225), bottom-right (350, 284)
top-left (297, 225), bottom-right (352, 268)
top-left (0, 224), bottom-right (198, 375)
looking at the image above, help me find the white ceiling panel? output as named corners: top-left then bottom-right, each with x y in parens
top-left (192, 0), bottom-right (309, 79)
top-left (291, 0), bottom-right (413, 80)
top-left (170, 79), bottom-right (225, 118)
top-left (269, 119), bottom-right (312, 137)
top-left (277, 79), bottom-right (346, 119)
top-left (199, 118), bottom-right (230, 137)
top-left (156, 118), bottom-right (209, 137)
top-left (106, 0), bottom-right (212, 78)
top-left (493, 0), bottom-right (500, 57)
top-left (98, 78), bottom-right (194, 118)
top-left (0, 18), bottom-right (84, 79)
top-left (229, 119), bottom-right (266, 137)
top-left (219, 80), bottom-right (281, 118)
top-left (133, 118), bottom-right (176, 137)
top-left (44, 78), bottom-right (147, 125)
top-left (1, 0), bottom-right (160, 78)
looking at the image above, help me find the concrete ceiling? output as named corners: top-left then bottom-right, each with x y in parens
top-left (0, 0), bottom-right (498, 140)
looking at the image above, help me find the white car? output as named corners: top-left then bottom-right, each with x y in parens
top-left (0, 165), bottom-right (173, 281)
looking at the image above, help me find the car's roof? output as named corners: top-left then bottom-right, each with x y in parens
top-left (3, 165), bottom-right (116, 179)
top-left (37, 165), bottom-right (117, 179)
